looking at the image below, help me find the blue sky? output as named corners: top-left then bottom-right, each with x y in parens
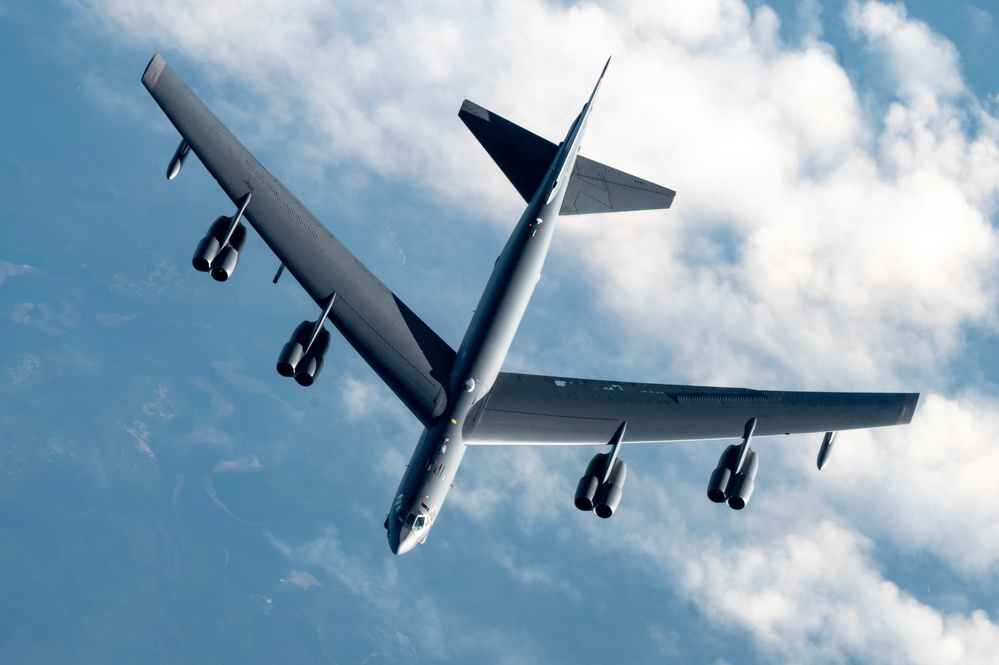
top-left (1, 1), bottom-right (998, 663)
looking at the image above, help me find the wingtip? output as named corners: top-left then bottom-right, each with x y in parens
top-left (898, 393), bottom-right (920, 425)
top-left (142, 53), bottom-right (167, 89)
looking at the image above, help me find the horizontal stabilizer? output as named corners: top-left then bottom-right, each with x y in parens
top-left (559, 156), bottom-right (676, 215)
top-left (459, 100), bottom-right (558, 203)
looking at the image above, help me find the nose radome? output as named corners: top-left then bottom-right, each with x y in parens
top-left (388, 523), bottom-right (420, 556)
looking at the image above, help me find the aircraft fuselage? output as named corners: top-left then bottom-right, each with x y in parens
top-left (387, 99), bottom-right (594, 554)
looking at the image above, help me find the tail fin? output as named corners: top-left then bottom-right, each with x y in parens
top-left (459, 100), bottom-right (557, 203)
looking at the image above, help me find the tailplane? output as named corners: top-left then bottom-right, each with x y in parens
top-left (559, 156), bottom-right (675, 215)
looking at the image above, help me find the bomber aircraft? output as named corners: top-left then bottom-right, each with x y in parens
top-left (141, 55), bottom-right (918, 554)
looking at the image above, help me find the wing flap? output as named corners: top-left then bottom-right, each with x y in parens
top-left (559, 156), bottom-right (676, 216)
top-left (142, 54), bottom-right (454, 423)
top-left (464, 372), bottom-right (918, 445)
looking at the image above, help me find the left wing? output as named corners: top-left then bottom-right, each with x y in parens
top-left (142, 54), bottom-right (454, 423)
top-left (463, 372), bottom-right (918, 445)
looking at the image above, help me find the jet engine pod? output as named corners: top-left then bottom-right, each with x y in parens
top-left (574, 452), bottom-right (608, 511)
top-left (210, 222), bottom-right (248, 282)
top-left (593, 459), bottom-right (627, 518)
top-left (295, 328), bottom-right (332, 386)
top-left (277, 321), bottom-right (313, 377)
top-left (192, 216), bottom-right (230, 272)
top-left (707, 445), bottom-right (740, 503)
top-left (726, 450), bottom-right (758, 510)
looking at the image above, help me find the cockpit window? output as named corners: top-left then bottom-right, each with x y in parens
top-left (403, 512), bottom-right (427, 530)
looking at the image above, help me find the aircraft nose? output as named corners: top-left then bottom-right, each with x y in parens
top-left (387, 520), bottom-right (421, 555)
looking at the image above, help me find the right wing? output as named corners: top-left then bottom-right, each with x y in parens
top-left (142, 54), bottom-right (454, 424)
top-left (464, 372), bottom-right (918, 444)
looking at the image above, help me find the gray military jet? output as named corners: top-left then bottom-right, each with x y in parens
top-left (142, 55), bottom-right (918, 555)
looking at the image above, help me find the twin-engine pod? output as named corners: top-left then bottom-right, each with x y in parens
top-left (574, 453), bottom-right (628, 518)
top-left (574, 422), bottom-right (628, 518)
top-left (192, 215), bottom-right (249, 281)
top-left (707, 444), bottom-right (759, 510)
top-left (192, 193), bottom-right (253, 282)
top-left (277, 320), bottom-right (332, 386)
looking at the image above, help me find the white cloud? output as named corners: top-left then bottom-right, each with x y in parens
top-left (824, 392), bottom-right (999, 575)
top-left (337, 372), bottom-right (414, 439)
top-left (0, 259), bottom-right (39, 286)
top-left (672, 521), bottom-right (999, 664)
top-left (846, 0), bottom-right (964, 100)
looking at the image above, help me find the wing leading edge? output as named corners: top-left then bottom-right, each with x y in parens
top-left (142, 54), bottom-right (454, 424)
top-left (464, 372), bottom-right (918, 445)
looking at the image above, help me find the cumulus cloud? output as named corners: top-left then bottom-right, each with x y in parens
top-left (846, 0), bottom-right (964, 100)
top-left (671, 521), bottom-right (999, 664)
top-left (824, 391), bottom-right (999, 576)
top-left (82, 0), bottom-right (999, 661)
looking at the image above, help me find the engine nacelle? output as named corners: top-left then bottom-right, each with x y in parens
top-left (594, 459), bottom-right (627, 518)
top-left (574, 452), bottom-right (607, 511)
top-left (706, 445), bottom-right (760, 509)
top-left (726, 450), bottom-right (758, 510)
top-left (707, 444), bottom-right (739, 503)
top-left (276, 322), bottom-right (332, 386)
top-left (574, 452), bottom-right (628, 517)
top-left (277, 321), bottom-right (313, 377)
top-left (192, 216), bottom-right (230, 272)
top-left (210, 222), bottom-right (247, 282)
top-left (192, 216), bottom-right (248, 281)
top-left (294, 328), bottom-right (331, 386)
